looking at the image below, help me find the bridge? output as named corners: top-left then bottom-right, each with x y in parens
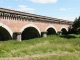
top-left (0, 8), bottom-right (72, 41)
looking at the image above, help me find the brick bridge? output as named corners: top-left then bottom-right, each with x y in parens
top-left (0, 8), bottom-right (72, 41)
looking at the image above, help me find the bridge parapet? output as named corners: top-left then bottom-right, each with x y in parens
top-left (0, 8), bottom-right (73, 25)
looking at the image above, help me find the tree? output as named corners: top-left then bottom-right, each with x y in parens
top-left (72, 16), bottom-right (80, 34)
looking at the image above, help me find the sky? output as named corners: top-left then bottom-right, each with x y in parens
top-left (0, 0), bottom-right (80, 21)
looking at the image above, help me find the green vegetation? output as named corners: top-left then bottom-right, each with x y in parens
top-left (69, 16), bottom-right (80, 34)
top-left (0, 35), bottom-right (80, 60)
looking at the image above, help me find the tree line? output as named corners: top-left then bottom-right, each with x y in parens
top-left (68, 16), bottom-right (80, 34)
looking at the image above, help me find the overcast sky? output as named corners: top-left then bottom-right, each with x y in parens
top-left (0, 0), bottom-right (80, 21)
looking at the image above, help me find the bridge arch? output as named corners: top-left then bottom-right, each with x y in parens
top-left (60, 26), bottom-right (67, 31)
top-left (60, 26), bottom-right (68, 35)
top-left (20, 24), bottom-right (41, 40)
top-left (0, 23), bottom-right (13, 40)
top-left (20, 24), bottom-right (41, 35)
top-left (0, 23), bottom-right (13, 36)
top-left (45, 25), bottom-right (57, 35)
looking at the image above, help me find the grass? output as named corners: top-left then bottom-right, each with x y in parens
top-left (0, 34), bottom-right (80, 60)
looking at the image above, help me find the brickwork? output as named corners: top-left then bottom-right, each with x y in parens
top-left (0, 8), bottom-right (72, 41)
top-left (0, 18), bottom-right (70, 33)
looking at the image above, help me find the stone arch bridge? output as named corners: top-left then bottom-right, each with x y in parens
top-left (0, 8), bottom-right (72, 41)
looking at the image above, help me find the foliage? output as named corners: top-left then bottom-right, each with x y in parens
top-left (0, 35), bottom-right (80, 60)
top-left (71, 16), bottom-right (80, 34)
top-left (57, 31), bottom-right (62, 35)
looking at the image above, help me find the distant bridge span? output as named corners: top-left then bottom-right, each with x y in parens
top-left (0, 8), bottom-right (72, 41)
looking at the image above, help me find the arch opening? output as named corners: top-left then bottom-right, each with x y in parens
top-left (61, 28), bottom-right (67, 35)
top-left (0, 26), bottom-right (12, 41)
top-left (22, 27), bottom-right (40, 40)
top-left (47, 28), bottom-right (56, 35)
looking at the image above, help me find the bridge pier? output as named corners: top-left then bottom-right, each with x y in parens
top-left (41, 32), bottom-right (47, 37)
top-left (13, 32), bottom-right (21, 41)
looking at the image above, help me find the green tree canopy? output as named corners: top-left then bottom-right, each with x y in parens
top-left (72, 16), bottom-right (80, 34)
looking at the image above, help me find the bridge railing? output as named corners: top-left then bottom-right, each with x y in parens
top-left (0, 8), bottom-right (73, 25)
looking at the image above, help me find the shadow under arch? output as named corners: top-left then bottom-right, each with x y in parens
top-left (0, 26), bottom-right (12, 41)
top-left (47, 27), bottom-right (57, 35)
top-left (61, 28), bottom-right (68, 35)
top-left (21, 27), bottom-right (40, 40)
top-left (45, 26), bottom-right (57, 35)
top-left (20, 24), bottom-right (41, 40)
top-left (0, 23), bottom-right (12, 41)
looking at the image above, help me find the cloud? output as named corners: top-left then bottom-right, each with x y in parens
top-left (6, 6), bottom-right (12, 9)
top-left (4, 5), bottom-right (35, 13)
top-left (15, 0), bottom-right (23, 1)
top-left (59, 8), bottom-right (72, 11)
top-left (16, 5), bottom-right (35, 13)
top-left (68, 8), bottom-right (72, 10)
top-left (59, 8), bottom-right (66, 11)
top-left (58, 17), bottom-right (75, 21)
top-left (30, 0), bottom-right (57, 4)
